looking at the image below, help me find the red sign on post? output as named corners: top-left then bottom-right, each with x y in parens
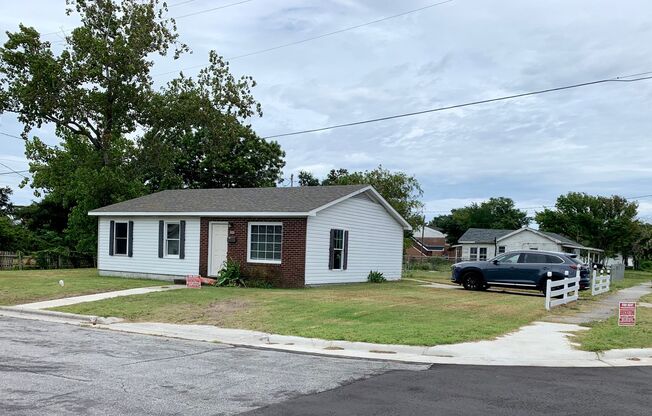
top-left (186, 275), bottom-right (202, 289)
top-left (618, 302), bottom-right (636, 326)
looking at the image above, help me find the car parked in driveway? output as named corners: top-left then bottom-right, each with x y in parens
top-left (451, 250), bottom-right (590, 291)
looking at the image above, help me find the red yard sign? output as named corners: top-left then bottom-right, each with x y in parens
top-left (618, 302), bottom-right (636, 327)
top-left (186, 275), bottom-right (202, 289)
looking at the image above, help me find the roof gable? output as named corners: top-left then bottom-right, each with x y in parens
top-left (458, 227), bottom-right (584, 248)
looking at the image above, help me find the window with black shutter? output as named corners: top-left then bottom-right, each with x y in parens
top-left (113, 222), bottom-right (129, 256)
top-left (329, 229), bottom-right (347, 270)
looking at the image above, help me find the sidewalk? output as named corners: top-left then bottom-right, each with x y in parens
top-left (1, 283), bottom-right (650, 367)
top-left (11, 285), bottom-right (184, 310)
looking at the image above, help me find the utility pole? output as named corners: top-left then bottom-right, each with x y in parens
top-left (290, 173), bottom-right (294, 187)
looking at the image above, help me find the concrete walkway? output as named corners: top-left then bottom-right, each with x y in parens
top-left (548, 282), bottom-right (652, 324)
top-left (11, 285), bottom-right (184, 310)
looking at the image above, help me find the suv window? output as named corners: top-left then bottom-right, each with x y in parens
top-left (495, 253), bottom-right (520, 264)
top-left (545, 255), bottom-right (564, 264)
top-left (569, 256), bottom-right (583, 265)
top-left (522, 253), bottom-right (548, 264)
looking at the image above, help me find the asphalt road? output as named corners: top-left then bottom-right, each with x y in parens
top-left (2, 316), bottom-right (652, 416)
top-left (246, 364), bottom-right (652, 416)
top-left (0, 316), bottom-right (421, 415)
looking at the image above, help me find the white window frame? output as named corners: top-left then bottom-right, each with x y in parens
top-left (113, 221), bottom-right (129, 256)
top-left (498, 246), bottom-right (506, 254)
top-left (469, 247), bottom-right (478, 261)
top-left (479, 247), bottom-right (488, 261)
top-left (247, 222), bottom-right (283, 264)
top-left (331, 229), bottom-right (345, 271)
top-left (165, 221), bottom-right (181, 259)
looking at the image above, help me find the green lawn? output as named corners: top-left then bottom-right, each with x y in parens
top-left (403, 270), bottom-right (455, 285)
top-left (575, 293), bottom-right (652, 352)
top-left (0, 269), bottom-right (162, 306)
top-left (55, 276), bottom-right (549, 346)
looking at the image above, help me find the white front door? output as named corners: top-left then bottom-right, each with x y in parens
top-left (208, 222), bottom-right (229, 277)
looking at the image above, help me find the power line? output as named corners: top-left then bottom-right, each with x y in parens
top-left (0, 131), bottom-right (57, 148)
top-left (172, 0), bottom-right (254, 20)
top-left (261, 71), bottom-right (652, 139)
top-left (153, 0), bottom-right (455, 77)
top-left (40, 0), bottom-right (249, 37)
top-left (0, 170), bottom-right (29, 176)
top-left (0, 162), bottom-right (29, 179)
top-left (168, 0), bottom-right (200, 8)
top-left (0, 131), bottom-right (23, 140)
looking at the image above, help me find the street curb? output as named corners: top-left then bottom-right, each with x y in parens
top-left (0, 306), bottom-right (122, 325)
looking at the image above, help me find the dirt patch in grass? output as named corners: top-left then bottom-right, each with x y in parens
top-left (201, 299), bottom-right (256, 326)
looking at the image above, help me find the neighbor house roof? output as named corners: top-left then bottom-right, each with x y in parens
top-left (412, 226), bottom-right (446, 239)
top-left (88, 185), bottom-right (412, 229)
top-left (458, 227), bottom-right (587, 249)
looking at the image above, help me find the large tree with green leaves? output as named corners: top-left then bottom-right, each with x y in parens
top-left (632, 222), bottom-right (652, 269)
top-left (1, 0), bottom-right (284, 252)
top-left (139, 53), bottom-right (284, 191)
top-left (299, 165), bottom-right (424, 229)
top-left (535, 192), bottom-right (639, 258)
top-left (430, 197), bottom-right (530, 244)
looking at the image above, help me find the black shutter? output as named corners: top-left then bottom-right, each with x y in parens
top-left (109, 220), bottom-right (115, 256)
top-left (128, 221), bottom-right (134, 257)
top-left (158, 220), bottom-right (164, 258)
top-left (343, 230), bottom-right (349, 270)
top-left (328, 229), bottom-right (335, 270)
top-left (179, 220), bottom-right (186, 260)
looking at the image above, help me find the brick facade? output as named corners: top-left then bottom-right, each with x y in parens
top-left (199, 217), bottom-right (307, 288)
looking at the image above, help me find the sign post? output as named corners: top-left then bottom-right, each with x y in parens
top-left (186, 275), bottom-right (202, 289)
top-left (618, 302), bottom-right (636, 327)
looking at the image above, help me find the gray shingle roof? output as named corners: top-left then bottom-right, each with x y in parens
top-left (90, 185), bottom-right (370, 214)
top-left (458, 227), bottom-right (584, 248)
top-left (458, 228), bottom-right (514, 243)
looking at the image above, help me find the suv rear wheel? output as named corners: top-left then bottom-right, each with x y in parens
top-left (462, 272), bottom-right (485, 291)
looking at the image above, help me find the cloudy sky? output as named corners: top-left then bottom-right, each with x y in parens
top-left (1, 0), bottom-right (652, 222)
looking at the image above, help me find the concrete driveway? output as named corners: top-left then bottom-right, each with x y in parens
top-left (0, 316), bottom-right (421, 415)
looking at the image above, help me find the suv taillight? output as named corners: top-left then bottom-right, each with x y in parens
top-left (569, 264), bottom-right (578, 270)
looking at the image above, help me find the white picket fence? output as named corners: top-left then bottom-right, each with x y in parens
top-left (545, 269), bottom-right (580, 311)
top-left (591, 266), bottom-right (611, 296)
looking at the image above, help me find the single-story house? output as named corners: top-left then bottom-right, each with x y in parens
top-left (452, 226), bottom-right (603, 263)
top-left (406, 226), bottom-right (448, 258)
top-left (88, 185), bottom-right (411, 287)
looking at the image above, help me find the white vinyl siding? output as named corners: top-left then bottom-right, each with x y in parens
top-left (98, 216), bottom-right (200, 279)
top-left (305, 193), bottom-right (403, 284)
top-left (459, 229), bottom-right (566, 259)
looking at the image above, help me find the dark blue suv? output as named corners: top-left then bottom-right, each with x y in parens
top-left (451, 250), bottom-right (590, 291)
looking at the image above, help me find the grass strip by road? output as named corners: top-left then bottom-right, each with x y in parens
top-left (0, 269), bottom-right (161, 306)
top-left (575, 292), bottom-right (652, 352)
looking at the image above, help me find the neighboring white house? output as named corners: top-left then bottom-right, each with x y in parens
top-left (88, 185), bottom-right (411, 287)
top-left (453, 227), bottom-right (603, 263)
